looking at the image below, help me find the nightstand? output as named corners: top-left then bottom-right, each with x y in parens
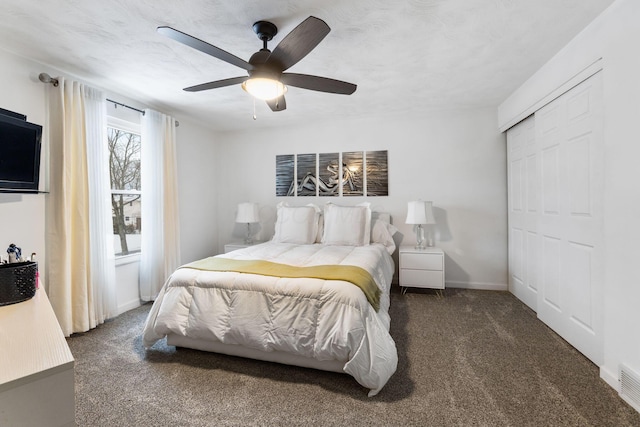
top-left (224, 241), bottom-right (262, 253)
top-left (399, 246), bottom-right (445, 294)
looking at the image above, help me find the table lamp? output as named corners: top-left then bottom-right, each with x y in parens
top-left (236, 202), bottom-right (260, 244)
top-left (405, 200), bottom-right (436, 249)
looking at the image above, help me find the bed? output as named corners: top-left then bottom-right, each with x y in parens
top-left (142, 202), bottom-right (398, 396)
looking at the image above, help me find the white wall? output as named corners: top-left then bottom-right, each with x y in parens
top-left (498, 0), bottom-right (640, 394)
top-left (175, 116), bottom-right (220, 264)
top-left (214, 108), bottom-right (508, 289)
top-left (0, 50), bottom-right (48, 283)
top-left (0, 49), bottom-right (220, 313)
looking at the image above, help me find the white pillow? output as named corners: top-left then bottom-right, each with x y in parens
top-left (371, 219), bottom-right (398, 254)
top-left (315, 213), bottom-right (324, 243)
top-left (272, 203), bottom-right (320, 244)
top-left (321, 203), bottom-right (371, 246)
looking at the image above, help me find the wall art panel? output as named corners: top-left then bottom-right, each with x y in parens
top-left (342, 151), bottom-right (364, 196)
top-left (275, 154), bottom-right (294, 196)
top-left (295, 153), bottom-right (317, 197)
top-left (318, 152), bottom-right (340, 197)
top-left (366, 150), bottom-right (388, 196)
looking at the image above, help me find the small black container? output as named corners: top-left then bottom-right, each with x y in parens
top-left (0, 261), bottom-right (37, 306)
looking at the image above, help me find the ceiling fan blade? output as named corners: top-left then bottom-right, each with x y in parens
top-left (266, 95), bottom-right (287, 112)
top-left (266, 16), bottom-right (330, 71)
top-left (281, 73), bottom-right (357, 95)
top-left (157, 26), bottom-right (253, 71)
top-left (184, 76), bottom-right (247, 92)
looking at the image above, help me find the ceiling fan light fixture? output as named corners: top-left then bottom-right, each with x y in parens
top-left (242, 77), bottom-right (287, 100)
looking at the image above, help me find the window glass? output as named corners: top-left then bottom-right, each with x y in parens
top-left (108, 127), bottom-right (141, 256)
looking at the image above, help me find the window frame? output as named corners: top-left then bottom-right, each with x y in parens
top-left (107, 116), bottom-right (142, 260)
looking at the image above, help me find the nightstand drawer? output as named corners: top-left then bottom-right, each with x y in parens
top-left (224, 242), bottom-right (263, 253)
top-left (224, 244), bottom-right (247, 253)
top-left (400, 269), bottom-right (445, 289)
top-left (400, 252), bottom-right (443, 270)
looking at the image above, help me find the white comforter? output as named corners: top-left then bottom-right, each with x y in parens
top-left (142, 242), bottom-right (398, 396)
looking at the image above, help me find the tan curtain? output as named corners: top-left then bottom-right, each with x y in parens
top-left (45, 78), bottom-right (117, 336)
top-left (139, 109), bottom-right (181, 301)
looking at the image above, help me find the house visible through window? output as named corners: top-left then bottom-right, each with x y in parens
top-left (108, 126), bottom-right (141, 256)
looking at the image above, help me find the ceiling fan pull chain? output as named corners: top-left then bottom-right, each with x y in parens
top-left (253, 97), bottom-right (257, 120)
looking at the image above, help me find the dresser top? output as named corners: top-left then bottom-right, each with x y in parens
top-left (0, 286), bottom-right (74, 390)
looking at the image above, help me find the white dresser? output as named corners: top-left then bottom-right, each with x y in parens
top-left (0, 286), bottom-right (75, 427)
top-left (399, 246), bottom-right (445, 293)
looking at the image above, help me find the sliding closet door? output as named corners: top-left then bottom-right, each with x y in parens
top-left (536, 72), bottom-right (604, 365)
top-left (507, 116), bottom-right (538, 311)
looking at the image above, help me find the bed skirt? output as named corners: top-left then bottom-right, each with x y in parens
top-left (166, 334), bottom-right (347, 374)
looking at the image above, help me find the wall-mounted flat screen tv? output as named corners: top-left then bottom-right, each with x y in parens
top-left (0, 113), bottom-right (42, 193)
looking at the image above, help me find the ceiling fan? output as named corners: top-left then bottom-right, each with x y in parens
top-left (157, 16), bottom-right (357, 112)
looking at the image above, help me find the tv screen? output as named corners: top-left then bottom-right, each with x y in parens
top-left (0, 113), bottom-right (42, 192)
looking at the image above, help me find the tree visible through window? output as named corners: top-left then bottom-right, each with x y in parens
top-left (108, 127), bottom-right (141, 256)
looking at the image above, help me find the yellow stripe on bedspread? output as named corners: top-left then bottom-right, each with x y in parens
top-left (182, 257), bottom-right (380, 311)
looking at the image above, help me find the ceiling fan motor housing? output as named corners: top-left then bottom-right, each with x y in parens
top-left (248, 50), bottom-right (281, 80)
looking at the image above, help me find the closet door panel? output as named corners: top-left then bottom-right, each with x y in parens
top-left (567, 136), bottom-right (591, 215)
top-left (526, 154), bottom-right (537, 215)
top-left (541, 145), bottom-right (561, 216)
top-left (535, 72), bottom-right (604, 366)
top-left (526, 231), bottom-right (538, 293)
top-left (511, 228), bottom-right (524, 283)
top-left (507, 116), bottom-right (537, 310)
top-left (566, 241), bottom-right (595, 331)
top-left (542, 235), bottom-right (562, 311)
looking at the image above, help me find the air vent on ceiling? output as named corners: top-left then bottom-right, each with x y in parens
top-left (620, 364), bottom-right (640, 412)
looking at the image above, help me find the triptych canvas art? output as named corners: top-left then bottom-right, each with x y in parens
top-left (276, 150), bottom-right (388, 197)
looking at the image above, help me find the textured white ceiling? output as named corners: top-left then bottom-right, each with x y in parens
top-left (1, 0), bottom-right (615, 131)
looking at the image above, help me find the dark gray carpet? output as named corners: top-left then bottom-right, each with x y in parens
top-left (67, 289), bottom-right (640, 426)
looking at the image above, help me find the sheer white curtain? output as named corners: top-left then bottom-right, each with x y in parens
top-left (139, 109), bottom-right (181, 301)
top-left (46, 78), bottom-right (117, 336)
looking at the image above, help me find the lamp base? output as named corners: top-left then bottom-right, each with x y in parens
top-left (414, 225), bottom-right (426, 250)
top-left (244, 223), bottom-right (253, 245)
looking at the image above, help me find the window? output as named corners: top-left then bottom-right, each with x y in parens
top-left (108, 125), bottom-right (141, 256)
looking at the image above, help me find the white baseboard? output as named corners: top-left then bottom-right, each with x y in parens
top-left (446, 281), bottom-right (508, 291)
top-left (600, 365), bottom-right (620, 392)
top-left (116, 298), bottom-right (142, 316)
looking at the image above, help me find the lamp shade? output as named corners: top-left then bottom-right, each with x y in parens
top-left (235, 202), bottom-right (259, 223)
top-left (405, 200), bottom-right (436, 225)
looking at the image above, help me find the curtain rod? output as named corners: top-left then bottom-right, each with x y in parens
top-left (38, 72), bottom-right (180, 126)
top-left (106, 98), bottom-right (145, 115)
